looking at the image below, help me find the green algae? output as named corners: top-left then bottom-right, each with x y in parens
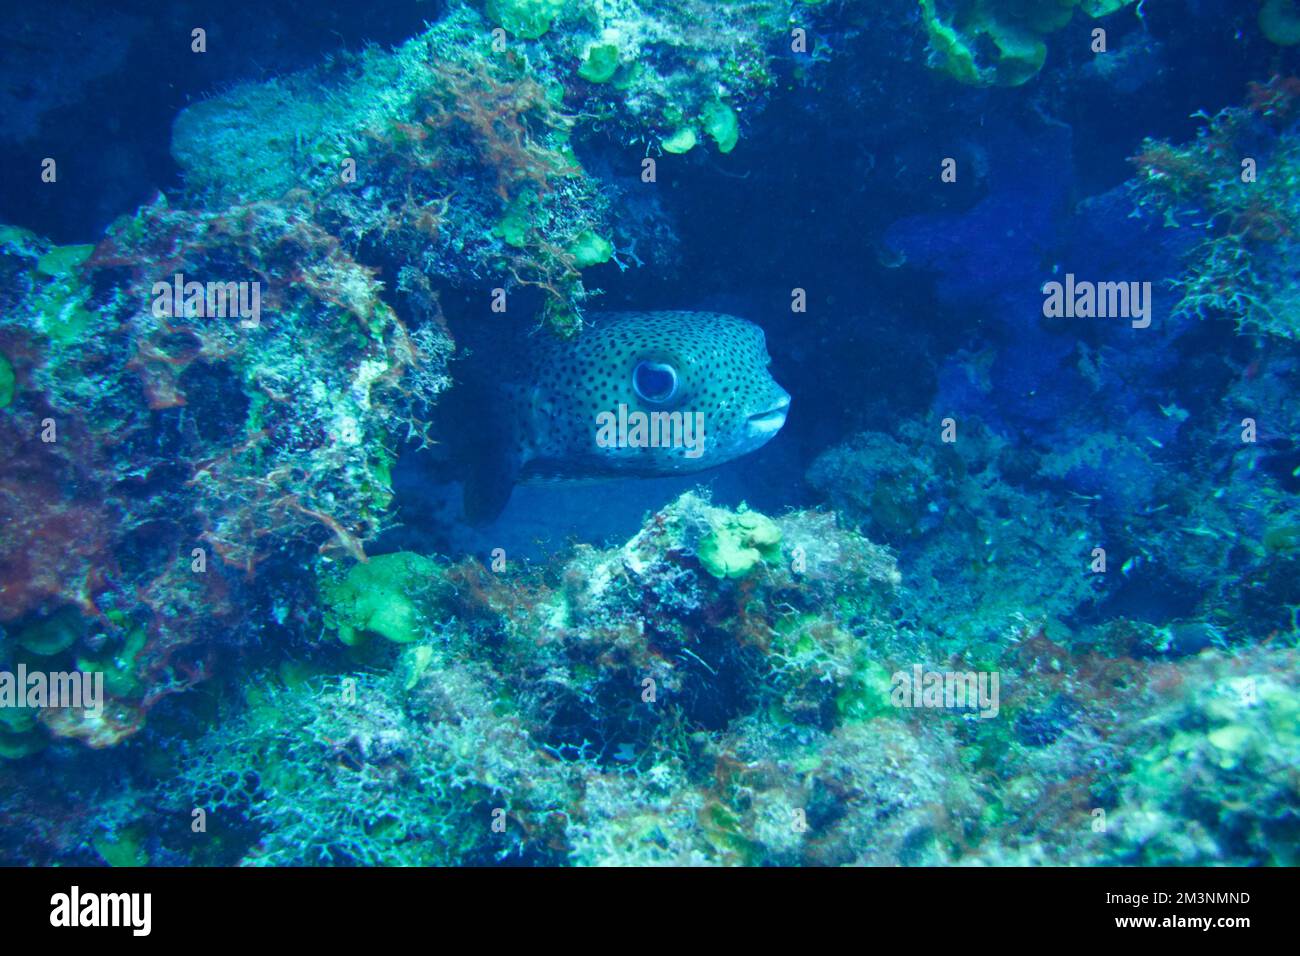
top-left (77, 628), bottom-right (149, 698)
top-left (1261, 0), bottom-right (1300, 45)
top-left (33, 253), bottom-right (98, 346)
top-left (578, 43), bottom-right (621, 83)
top-left (94, 828), bottom-right (149, 867)
top-left (835, 659), bottom-right (897, 723)
top-left (36, 243), bottom-right (93, 278)
top-left (0, 705), bottom-right (45, 760)
top-left (486, 0), bottom-right (565, 39)
top-left (0, 731), bottom-right (46, 760)
top-left (16, 607), bottom-right (85, 656)
top-left (494, 192), bottom-right (536, 248)
top-left (919, 0), bottom-right (1135, 87)
top-left (1262, 523), bottom-right (1300, 552)
top-left (323, 551), bottom-right (441, 645)
top-left (0, 706), bottom-right (37, 735)
top-left (0, 228), bottom-right (98, 348)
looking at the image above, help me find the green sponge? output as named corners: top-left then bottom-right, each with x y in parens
top-left (662, 127), bottom-right (698, 154)
top-left (701, 101), bottom-right (740, 153)
top-left (493, 192), bottom-right (536, 248)
top-left (698, 510), bottom-right (782, 579)
top-left (579, 43), bottom-right (621, 83)
top-left (568, 229), bottom-right (613, 268)
top-left (486, 0), bottom-right (565, 39)
top-left (323, 551), bottom-right (440, 645)
top-left (1261, 0), bottom-right (1300, 45)
top-left (16, 607), bottom-right (85, 656)
top-left (919, 0), bottom-right (1134, 87)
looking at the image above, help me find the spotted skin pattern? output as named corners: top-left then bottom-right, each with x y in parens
top-left (503, 311), bottom-right (791, 478)
top-left (461, 310), bottom-right (790, 522)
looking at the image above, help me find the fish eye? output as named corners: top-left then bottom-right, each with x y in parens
top-left (632, 360), bottom-right (678, 404)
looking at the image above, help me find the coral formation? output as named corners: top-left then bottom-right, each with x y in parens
top-left (139, 495), bottom-right (1297, 866)
top-left (165, 0), bottom-right (805, 331)
top-left (1, 0), bottom-right (835, 760)
top-left (0, 0), bottom-right (1296, 875)
top-left (920, 0), bottom-right (1137, 87)
top-left (0, 190), bottom-right (451, 746)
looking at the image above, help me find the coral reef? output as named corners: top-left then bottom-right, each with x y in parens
top-left (166, 0), bottom-right (812, 331)
top-left (808, 420), bottom-right (1105, 647)
top-left (160, 495), bottom-right (919, 865)
top-left (1, 0), bottom-right (843, 757)
top-left (171, 664), bottom-right (580, 865)
top-left (919, 0), bottom-right (1136, 87)
top-left (10, 492), bottom-right (1270, 867)
top-left (0, 190), bottom-right (451, 747)
top-left (1, 0), bottom-right (1296, 873)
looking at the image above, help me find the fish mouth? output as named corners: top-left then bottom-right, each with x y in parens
top-left (746, 396), bottom-right (790, 433)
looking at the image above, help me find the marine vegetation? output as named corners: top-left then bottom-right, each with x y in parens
top-left (1131, 75), bottom-right (1300, 339)
top-left (0, 0), bottom-right (1297, 872)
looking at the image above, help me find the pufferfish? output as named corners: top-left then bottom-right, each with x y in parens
top-left (454, 311), bottom-right (790, 523)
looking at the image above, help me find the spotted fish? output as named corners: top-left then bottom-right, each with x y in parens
top-left (458, 311), bottom-right (790, 523)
